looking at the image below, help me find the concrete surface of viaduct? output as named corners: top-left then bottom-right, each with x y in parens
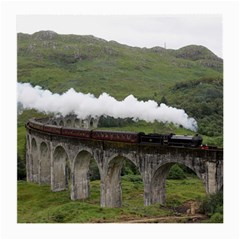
top-left (26, 121), bottom-right (223, 208)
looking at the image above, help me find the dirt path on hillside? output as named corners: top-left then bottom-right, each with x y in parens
top-left (121, 214), bottom-right (208, 223)
top-left (119, 200), bottom-right (208, 223)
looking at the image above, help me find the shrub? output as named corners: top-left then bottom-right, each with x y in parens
top-left (51, 212), bottom-right (65, 223)
top-left (167, 164), bottom-right (186, 180)
top-left (199, 191), bottom-right (223, 222)
top-left (17, 154), bottom-right (26, 180)
top-left (121, 160), bottom-right (139, 176)
top-left (209, 212), bottom-right (223, 223)
top-left (89, 159), bottom-right (100, 180)
top-left (122, 174), bottom-right (142, 183)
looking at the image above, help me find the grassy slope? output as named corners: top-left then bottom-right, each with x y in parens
top-left (17, 32), bottom-right (222, 100)
top-left (18, 176), bottom-right (206, 223)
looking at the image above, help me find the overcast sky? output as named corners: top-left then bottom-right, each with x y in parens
top-left (17, 15), bottom-right (222, 58)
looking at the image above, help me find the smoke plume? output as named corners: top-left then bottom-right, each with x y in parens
top-left (17, 82), bottom-right (198, 131)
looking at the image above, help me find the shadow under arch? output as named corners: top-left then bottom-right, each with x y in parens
top-left (26, 134), bottom-right (31, 181)
top-left (52, 121), bottom-right (58, 125)
top-left (90, 118), bottom-right (94, 128)
top-left (31, 137), bottom-right (38, 183)
top-left (102, 154), bottom-right (142, 208)
top-left (74, 118), bottom-right (80, 128)
top-left (52, 145), bottom-right (70, 192)
top-left (39, 141), bottom-right (50, 184)
top-left (71, 149), bottom-right (99, 201)
top-left (59, 120), bottom-right (64, 126)
top-left (26, 134), bottom-right (30, 149)
top-left (66, 119), bottom-right (72, 127)
top-left (150, 161), bottom-right (206, 205)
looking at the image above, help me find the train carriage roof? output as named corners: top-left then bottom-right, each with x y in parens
top-left (93, 129), bottom-right (138, 135)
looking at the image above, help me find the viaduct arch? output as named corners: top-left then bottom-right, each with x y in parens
top-left (25, 118), bottom-right (223, 208)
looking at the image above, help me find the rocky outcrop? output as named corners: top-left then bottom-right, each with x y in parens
top-left (33, 30), bottom-right (58, 41)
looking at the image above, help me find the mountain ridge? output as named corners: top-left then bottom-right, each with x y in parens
top-left (18, 30), bottom-right (222, 61)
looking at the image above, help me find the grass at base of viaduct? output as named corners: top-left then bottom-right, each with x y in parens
top-left (18, 175), bottom-right (207, 223)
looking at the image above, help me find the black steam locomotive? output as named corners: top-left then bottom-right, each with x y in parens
top-left (139, 133), bottom-right (203, 147)
top-left (27, 118), bottom-right (203, 148)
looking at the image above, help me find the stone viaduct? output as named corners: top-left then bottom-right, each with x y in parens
top-left (25, 117), bottom-right (223, 208)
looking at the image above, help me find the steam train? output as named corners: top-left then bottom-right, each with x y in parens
top-left (27, 118), bottom-right (203, 148)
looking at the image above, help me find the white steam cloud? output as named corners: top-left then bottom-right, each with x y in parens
top-left (17, 82), bottom-right (198, 131)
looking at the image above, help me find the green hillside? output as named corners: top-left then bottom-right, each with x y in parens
top-left (18, 31), bottom-right (222, 94)
top-left (17, 30), bottom-right (223, 140)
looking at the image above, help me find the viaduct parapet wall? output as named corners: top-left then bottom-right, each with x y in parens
top-left (47, 114), bottom-right (99, 129)
top-left (25, 118), bottom-right (223, 208)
